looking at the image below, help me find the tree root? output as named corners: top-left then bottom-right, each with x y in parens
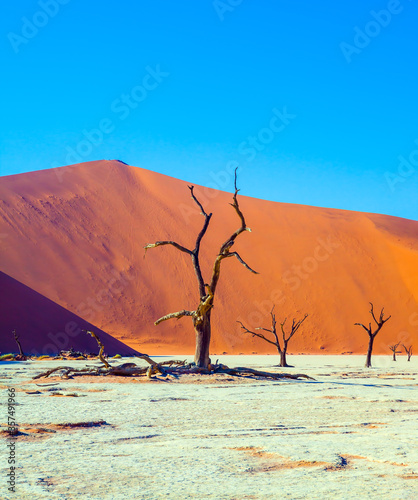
top-left (33, 356), bottom-right (315, 381)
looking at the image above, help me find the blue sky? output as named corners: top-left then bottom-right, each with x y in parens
top-left (1, 0), bottom-right (418, 220)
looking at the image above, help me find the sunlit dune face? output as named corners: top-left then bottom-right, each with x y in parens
top-left (0, 160), bottom-right (417, 355)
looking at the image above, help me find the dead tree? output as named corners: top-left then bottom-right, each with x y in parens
top-left (12, 330), bottom-right (27, 361)
top-left (144, 169), bottom-right (257, 368)
top-left (239, 307), bottom-right (308, 367)
top-left (355, 302), bottom-right (391, 368)
top-left (388, 342), bottom-right (401, 361)
top-left (402, 344), bottom-right (412, 361)
top-left (83, 330), bottom-right (110, 368)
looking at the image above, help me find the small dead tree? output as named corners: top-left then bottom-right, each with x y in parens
top-left (402, 344), bottom-right (413, 361)
top-left (83, 330), bottom-right (110, 368)
top-left (239, 307), bottom-right (308, 367)
top-left (12, 330), bottom-right (27, 361)
top-left (355, 302), bottom-right (391, 368)
top-left (388, 342), bottom-right (402, 361)
top-left (144, 169), bottom-right (257, 369)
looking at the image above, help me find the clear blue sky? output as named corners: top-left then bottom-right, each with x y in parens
top-left (1, 0), bottom-right (418, 220)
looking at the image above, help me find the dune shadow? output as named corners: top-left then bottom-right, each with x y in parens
top-left (0, 270), bottom-right (140, 356)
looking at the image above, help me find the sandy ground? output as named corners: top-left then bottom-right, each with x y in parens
top-left (0, 355), bottom-right (417, 499)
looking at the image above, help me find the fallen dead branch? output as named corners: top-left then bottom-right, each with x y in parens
top-left (33, 366), bottom-right (77, 379)
top-left (32, 356), bottom-right (315, 381)
top-left (0, 420), bottom-right (111, 440)
top-left (54, 420), bottom-right (109, 429)
top-left (216, 366), bottom-right (314, 380)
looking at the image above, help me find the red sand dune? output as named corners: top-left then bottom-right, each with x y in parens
top-left (0, 160), bottom-right (417, 356)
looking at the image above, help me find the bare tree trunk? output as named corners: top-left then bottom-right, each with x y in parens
top-left (279, 350), bottom-right (287, 367)
top-left (280, 339), bottom-right (293, 367)
top-left (365, 335), bottom-right (374, 368)
top-left (194, 311), bottom-right (211, 368)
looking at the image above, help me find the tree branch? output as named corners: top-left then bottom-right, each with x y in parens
top-left (188, 185), bottom-right (212, 254)
top-left (188, 185), bottom-right (213, 297)
top-left (369, 302), bottom-right (379, 325)
top-left (369, 302), bottom-right (391, 326)
top-left (270, 307), bottom-right (279, 346)
top-left (83, 330), bottom-right (110, 368)
top-left (238, 321), bottom-right (278, 347)
top-left (382, 314), bottom-right (391, 324)
top-left (280, 318), bottom-right (287, 341)
top-left (203, 168), bottom-right (256, 294)
top-left (256, 327), bottom-right (276, 334)
top-left (287, 314), bottom-right (308, 341)
top-left (219, 168), bottom-right (250, 254)
top-left (270, 304), bottom-right (282, 346)
top-left (354, 322), bottom-right (371, 334)
top-left (144, 241), bottom-right (192, 255)
top-left (188, 185), bottom-right (209, 218)
top-left (195, 216), bottom-right (212, 251)
top-left (155, 309), bottom-right (195, 325)
top-left (225, 251), bottom-right (259, 274)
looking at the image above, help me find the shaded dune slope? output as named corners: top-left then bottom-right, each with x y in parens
top-left (0, 160), bottom-right (417, 355)
top-left (0, 271), bottom-right (139, 356)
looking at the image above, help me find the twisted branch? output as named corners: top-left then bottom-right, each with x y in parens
top-left (225, 251), bottom-right (258, 274)
top-left (238, 321), bottom-right (278, 347)
top-left (219, 169), bottom-right (250, 253)
top-left (83, 330), bottom-right (110, 368)
top-left (154, 310), bottom-right (195, 325)
top-left (210, 168), bottom-right (257, 294)
top-left (281, 314), bottom-right (308, 342)
top-left (144, 241), bottom-right (192, 255)
top-left (355, 302), bottom-right (391, 338)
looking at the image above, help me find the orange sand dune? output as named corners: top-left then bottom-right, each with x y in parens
top-left (0, 160), bottom-right (417, 356)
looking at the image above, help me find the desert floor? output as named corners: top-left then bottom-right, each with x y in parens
top-left (1, 355), bottom-right (417, 499)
